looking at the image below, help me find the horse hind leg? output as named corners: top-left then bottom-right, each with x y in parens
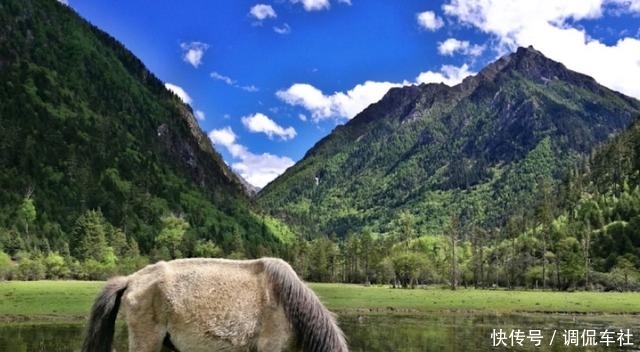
top-left (127, 321), bottom-right (167, 352)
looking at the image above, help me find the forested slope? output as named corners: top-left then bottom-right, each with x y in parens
top-left (258, 46), bottom-right (640, 239)
top-left (0, 0), bottom-right (290, 279)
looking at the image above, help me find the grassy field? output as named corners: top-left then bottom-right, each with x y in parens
top-left (0, 281), bottom-right (103, 322)
top-left (309, 283), bottom-right (640, 314)
top-left (1, 281), bottom-right (639, 322)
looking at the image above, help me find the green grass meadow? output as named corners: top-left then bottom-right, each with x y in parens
top-left (0, 281), bottom-right (103, 321)
top-left (309, 283), bottom-right (640, 314)
top-left (1, 281), bottom-right (639, 322)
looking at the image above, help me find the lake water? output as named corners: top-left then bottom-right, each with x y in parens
top-left (1, 313), bottom-right (639, 351)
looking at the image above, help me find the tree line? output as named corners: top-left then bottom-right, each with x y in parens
top-left (0, 198), bottom-right (252, 281)
top-left (2, 177), bottom-right (637, 291)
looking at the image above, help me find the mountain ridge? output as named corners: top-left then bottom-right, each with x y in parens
top-left (258, 46), bottom-right (640, 237)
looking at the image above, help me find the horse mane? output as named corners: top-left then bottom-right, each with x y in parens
top-left (262, 258), bottom-right (348, 352)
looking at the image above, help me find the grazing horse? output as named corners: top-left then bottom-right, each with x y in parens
top-left (81, 257), bottom-right (348, 352)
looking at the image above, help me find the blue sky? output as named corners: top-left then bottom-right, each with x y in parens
top-left (63, 0), bottom-right (640, 188)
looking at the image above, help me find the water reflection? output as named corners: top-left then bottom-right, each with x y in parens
top-left (0, 313), bottom-right (638, 351)
top-left (340, 313), bottom-right (640, 351)
top-left (0, 323), bottom-right (82, 352)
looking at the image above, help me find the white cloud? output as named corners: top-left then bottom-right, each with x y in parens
top-left (443, 0), bottom-right (604, 38)
top-left (209, 127), bottom-right (237, 148)
top-left (230, 153), bottom-right (295, 189)
top-left (241, 113), bottom-right (297, 140)
top-left (274, 23), bottom-right (292, 35)
top-left (416, 11), bottom-right (444, 31)
top-left (180, 42), bottom-right (209, 68)
top-left (291, 0), bottom-right (330, 11)
top-left (211, 71), bottom-right (259, 92)
top-left (211, 71), bottom-right (236, 85)
top-left (57, 0), bottom-right (69, 5)
top-left (438, 38), bottom-right (485, 56)
top-left (276, 64), bottom-right (475, 122)
top-left (333, 81), bottom-right (412, 118)
top-left (249, 4), bottom-right (277, 20)
top-left (209, 127), bottom-right (294, 188)
top-left (442, 0), bottom-right (640, 99)
top-left (195, 110), bottom-right (206, 121)
top-left (164, 83), bottom-right (192, 104)
top-left (276, 81), bottom-right (410, 121)
top-left (241, 85), bottom-right (260, 92)
top-left (277, 84), bottom-right (333, 120)
top-left (416, 64), bottom-right (474, 86)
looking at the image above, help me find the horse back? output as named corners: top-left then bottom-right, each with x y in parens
top-left (121, 258), bottom-right (295, 351)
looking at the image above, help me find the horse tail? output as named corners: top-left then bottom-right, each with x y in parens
top-left (263, 258), bottom-right (348, 352)
top-left (81, 276), bottom-right (129, 352)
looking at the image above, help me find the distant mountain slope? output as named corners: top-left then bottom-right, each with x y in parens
top-left (258, 46), bottom-right (640, 238)
top-left (588, 117), bottom-right (640, 197)
top-left (0, 0), bottom-right (286, 256)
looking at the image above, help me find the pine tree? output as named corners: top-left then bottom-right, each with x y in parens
top-left (69, 210), bottom-right (109, 262)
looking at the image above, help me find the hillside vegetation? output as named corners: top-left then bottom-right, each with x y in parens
top-left (259, 47), bottom-right (640, 238)
top-left (258, 47), bottom-right (640, 290)
top-left (0, 0), bottom-right (292, 279)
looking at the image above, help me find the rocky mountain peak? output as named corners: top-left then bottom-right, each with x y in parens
top-left (478, 46), bottom-right (597, 87)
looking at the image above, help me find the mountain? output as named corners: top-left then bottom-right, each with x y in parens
top-left (257, 46), bottom-right (640, 238)
top-left (0, 0), bottom-right (288, 258)
top-left (539, 115), bottom-right (640, 283)
top-left (238, 175), bottom-right (262, 197)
